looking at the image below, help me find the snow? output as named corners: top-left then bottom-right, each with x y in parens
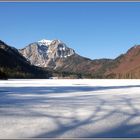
top-left (63, 47), bottom-right (66, 51)
top-left (0, 79), bottom-right (140, 138)
top-left (59, 47), bottom-right (63, 51)
top-left (38, 39), bottom-right (52, 46)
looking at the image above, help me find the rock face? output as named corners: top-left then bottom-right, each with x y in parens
top-left (19, 39), bottom-right (75, 69)
top-left (0, 40), bottom-right (51, 79)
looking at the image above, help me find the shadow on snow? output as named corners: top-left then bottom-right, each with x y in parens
top-left (0, 84), bottom-right (140, 138)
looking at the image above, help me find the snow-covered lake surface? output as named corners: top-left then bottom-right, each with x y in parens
top-left (0, 79), bottom-right (140, 138)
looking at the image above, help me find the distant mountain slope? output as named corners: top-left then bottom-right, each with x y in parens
top-left (104, 45), bottom-right (140, 78)
top-left (55, 54), bottom-right (112, 75)
top-left (0, 40), bottom-right (51, 79)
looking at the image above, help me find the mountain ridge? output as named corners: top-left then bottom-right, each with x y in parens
top-left (1, 38), bottom-right (140, 79)
top-left (19, 38), bottom-right (140, 78)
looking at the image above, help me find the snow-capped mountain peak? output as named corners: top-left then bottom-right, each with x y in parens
top-left (38, 39), bottom-right (53, 46)
top-left (19, 38), bottom-right (75, 68)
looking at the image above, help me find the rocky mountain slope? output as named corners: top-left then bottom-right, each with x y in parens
top-left (19, 39), bottom-right (75, 69)
top-left (0, 40), bottom-right (51, 79)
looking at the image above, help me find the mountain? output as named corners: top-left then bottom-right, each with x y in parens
top-left (1, 38), bottom-right (140, 79)
top-left (104, 45), bottom-right (140, 78)
top-left (0, 40), bottom-right (51, 79)
top-left (19, 39), bottom-right (111, 77)
top-left (19, 39), bottom-right (100, 73)
top-left (19, 39), bottom-right (75, 69)
top-left (19, 39), bottom-right (140, 79)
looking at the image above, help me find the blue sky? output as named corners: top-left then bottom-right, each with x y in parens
top-left (0, 2), bottom-right (140, 59)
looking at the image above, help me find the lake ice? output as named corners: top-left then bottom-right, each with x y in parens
top-left (0, 79), bottom-right (140, 138)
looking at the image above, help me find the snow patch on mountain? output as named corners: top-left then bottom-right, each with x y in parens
top-left (38, 39), bottom-right (52, 46)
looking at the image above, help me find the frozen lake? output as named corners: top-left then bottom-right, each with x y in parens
top-left (0, 79), bottom-right (140, 138)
